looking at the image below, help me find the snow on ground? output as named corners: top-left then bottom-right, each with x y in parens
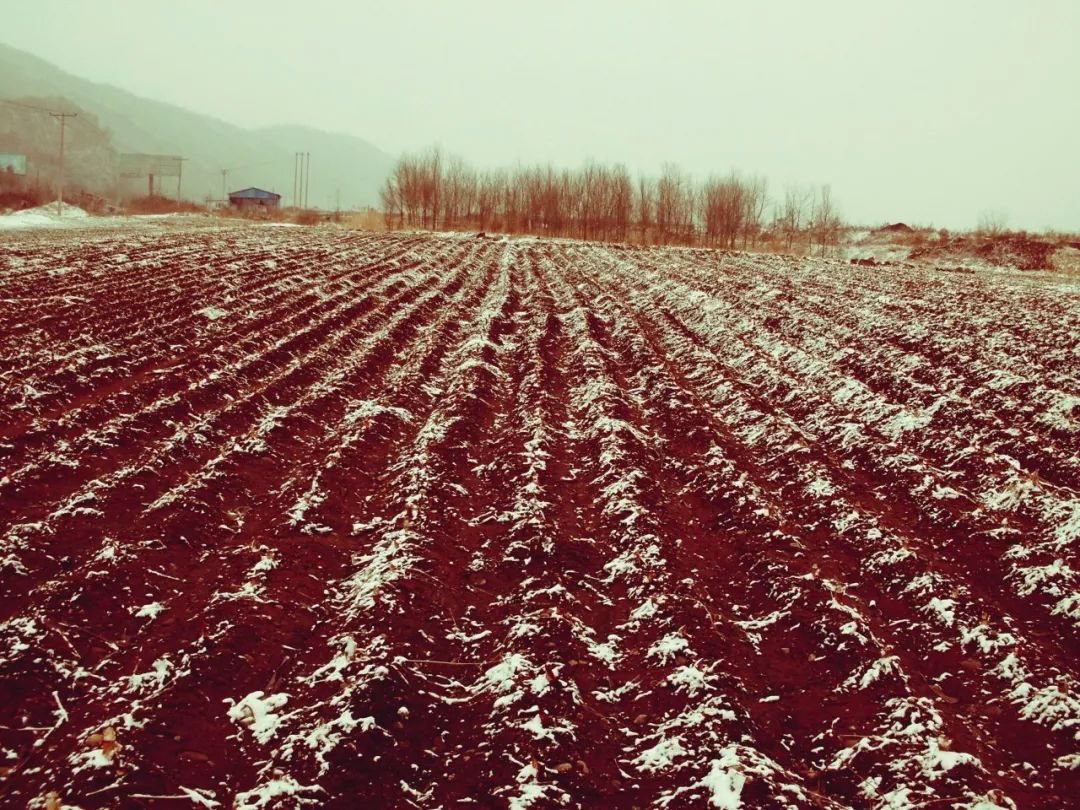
top-left (0, 202), bottom-right (90, 229)
top-left (0, 226), bottom-right (1077, 808)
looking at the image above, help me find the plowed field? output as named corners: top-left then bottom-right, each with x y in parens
top-left (1, 227), bottom-right (1078, 809)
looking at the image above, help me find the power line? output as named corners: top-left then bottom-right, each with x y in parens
top-left (0, 98), bottom-right (76, 116)
top-left (2, 98), bottom-right (83, 217)
top-left (3, 98), bottom-right (110, 138)
top-left (220, 157), bottom-right (281, 174)
top-left (3, 103), bottom-right (299, 208)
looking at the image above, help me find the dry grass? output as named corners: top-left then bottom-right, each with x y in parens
top-left (345, 209), bottom-right (388, 231)
top-left (292, 209), bottom-right (321, 226)
top-left (125, 195), bottom-right (205, 215)
top-left (1049, 246), bottom-right (1080, 276)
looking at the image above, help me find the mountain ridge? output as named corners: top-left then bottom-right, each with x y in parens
top-left (0, 42), bottom-right (394, 207)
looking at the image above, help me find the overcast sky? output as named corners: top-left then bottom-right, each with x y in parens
top-left (4, 1), bottom-right (1078, 229)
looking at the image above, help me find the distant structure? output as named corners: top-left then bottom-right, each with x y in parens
top-left (228, 187), bottom-right (281, 212)
top-left (0, 154), bottom-right (28, 176)
top-left (119, 153), bottom-right (185, 198)
top-left (0, 154), bottom-right (28, 191)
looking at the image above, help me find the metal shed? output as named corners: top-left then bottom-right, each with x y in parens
top-left (228, 187), bottom-right (281, 211)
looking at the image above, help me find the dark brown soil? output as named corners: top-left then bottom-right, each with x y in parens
top-left (1, 227), bottom-right (1078, 808)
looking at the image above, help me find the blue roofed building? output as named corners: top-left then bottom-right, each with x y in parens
top-left (228, 187), bottom-right (281, 211)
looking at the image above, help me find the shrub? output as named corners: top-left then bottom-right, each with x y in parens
top-left (125, 195), bottom-right (205, 215)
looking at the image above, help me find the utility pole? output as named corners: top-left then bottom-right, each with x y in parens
top-left (221, 169), bottom-right (228, 203)
top-left (293, 152), bottom-right (299, 209)
top-left (177, 158), bottom-right (188, 203)
top-left (49, 111), bottom-right (77, 216)
top-left (304, 152), bottom-right (311, 209)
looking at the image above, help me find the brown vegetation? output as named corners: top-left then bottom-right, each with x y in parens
top-left (345, 207), bottom-right (388, 231)
top-left (909, 232), bottom-right (1059, 272)
top-left (291, 208), bottom-right (321, 226)
top-left (0, 187), bottom-right (48, 212)
top-left (123, 195), bottom-right (204, 215)
top-left (976, 209), bottom-right (1009, 238)
top-left (380, 147), bottom-right (841, 252)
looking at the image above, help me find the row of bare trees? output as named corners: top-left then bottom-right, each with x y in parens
top-left (380, 147), bottom-right (842, 252)
top-left (776, 184), bottom-right (843, 255)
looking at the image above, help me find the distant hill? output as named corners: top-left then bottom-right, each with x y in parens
top-left (0, 43), bottom-right (395, 208)
top-left (0, 96), bottom-right (116, 194)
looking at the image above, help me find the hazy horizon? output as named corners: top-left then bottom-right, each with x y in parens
top-left (4, 0), bottom-right (1078, 230)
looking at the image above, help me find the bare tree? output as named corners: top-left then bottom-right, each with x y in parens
top-left (458, 165), bottom-right (478, 227)
top-left (379, 174), bottom-right (400, 229)
top-left (540, 165), bottom-right (564, 236)
top-left (977, 209), bottom-right (1008, 237)
top-left (440, 155), bottom-right (473, 230)
top-left (742, 176), bottom-right (768, 248)
top-left (381, 155), bottom-right (420, 228)
top-left (502, 168), bottom-right (522, 233)
top-left (637, 176), bottom-right (656, 243)
top-left (400, 154), bottom-right (424, 227)
top-left (476, 170), bottom-right (503, 231)
top-left (416, 147), bottom-right (442, 230)
top-left (810, 184), bottom-right (842, 256)
top-left (777, 185), bottom-right (811, 252)
top-left (657, 163), bottom-right (694, 244)
top-left (379, 146), bottom-right (840, 253)
top-left (608, 164), bottom-right (633, 242)
top-left (701, 173), bottom-right (747, 248)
